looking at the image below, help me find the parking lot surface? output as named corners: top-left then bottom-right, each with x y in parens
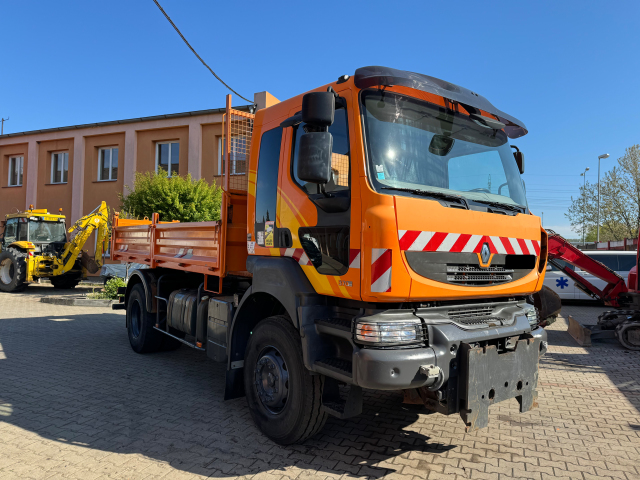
top-left (1, 287), bottom-right (639, 480)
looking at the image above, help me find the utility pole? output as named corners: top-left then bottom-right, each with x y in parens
top-left (1, 117), bottom-right (8, 135)
top-left (597, 153), bottom-right (610, 243)
top-left (541, 212), bottom-right (544, 227)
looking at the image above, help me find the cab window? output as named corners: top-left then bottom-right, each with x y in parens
top-left (588, 254), bottom-right (619, 271)
top-left (4, 219), bottom-right (18, 244)
top-left (617, 255), bottom-right (636, 271)
top-left (254, 127), bottom-right (283, 247)
top-left (291, 108), bottom-right (350, 194)
top-left (548, 259), bottom-right (575, 271)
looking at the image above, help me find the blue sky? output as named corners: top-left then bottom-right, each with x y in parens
top-left (2, 0), bottom-right (639, 237)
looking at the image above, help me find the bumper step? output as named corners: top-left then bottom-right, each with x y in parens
top-left (314, 358), bottom-right (353, 383)
top-left (315, 318), bottom-right (352, 340)
top-left (322, 377), bottom-right (362, 419)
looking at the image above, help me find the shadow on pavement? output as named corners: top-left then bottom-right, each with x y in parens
top-left (540, 307), bottom-right (640, 421)
top-left (0, 311), bottom-right (456, 478)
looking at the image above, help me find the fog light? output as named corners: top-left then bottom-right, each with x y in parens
top-left (355, 319), bottom-right (425, 345)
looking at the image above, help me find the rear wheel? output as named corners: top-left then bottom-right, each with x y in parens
top-left (50, 274), bottom-right (81, 289)
top-left (0, 249), bottom-right (27, 293)
top-left (244, 315), bottom-right (327, 445)
top-left (127, 283), bottom-right (163, 353)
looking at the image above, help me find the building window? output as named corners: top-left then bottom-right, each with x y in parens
top-left (98, 147), bottom-right (118, 181)
top-left (8, 156), bottom-right (23, 186)
top-left (156, 142), bottom-right (179, 177)
top-left (51, 152), bottom-right (69, 184)
top-left (217, 136), bottom-right (248, 177)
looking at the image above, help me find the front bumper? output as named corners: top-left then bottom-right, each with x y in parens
top-left (352, 315), bottom-right (546, 391)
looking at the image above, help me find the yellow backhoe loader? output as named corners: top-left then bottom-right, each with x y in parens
top-left (0, 202), bottom-right (109, 292)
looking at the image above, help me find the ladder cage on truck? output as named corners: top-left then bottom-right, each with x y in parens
top-left (111, 95), bottom-right (254, 293)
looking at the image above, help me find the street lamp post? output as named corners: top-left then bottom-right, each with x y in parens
top-left (597, 153), bottom-right (610, 243)
top-left (580, 167), bottom-right (590, 245)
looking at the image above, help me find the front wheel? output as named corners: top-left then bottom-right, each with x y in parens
top-left (244, 315), bottom-right (327, 445)
top-left (0, 249), bottom-right (27, 293)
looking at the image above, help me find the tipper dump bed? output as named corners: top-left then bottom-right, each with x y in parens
top-left (111, 193), bottom-right (249, 287)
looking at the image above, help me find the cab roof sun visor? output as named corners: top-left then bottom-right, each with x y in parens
top-left (354, 66), bottom-right (527, 139)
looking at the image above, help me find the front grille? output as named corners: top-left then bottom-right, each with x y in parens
top-left (447, 306), bottom-right (502, 325)
top-left (446, 265), bottom-right (513, 285)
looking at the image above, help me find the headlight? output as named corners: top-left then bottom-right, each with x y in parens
top-left (524, 306), bottom-right (539, 327)
top-left (355, 319), bottom-right (425, 345)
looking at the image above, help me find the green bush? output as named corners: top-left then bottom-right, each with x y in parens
top-left (118, 169), bottom-right (222, 222)
top-left (104, 277), bottom-right (126, 299)
top-left (87, 277), bottom-right (126, 300)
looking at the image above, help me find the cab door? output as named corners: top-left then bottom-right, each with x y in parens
top-left (277, 89), bottom-right (361, 300)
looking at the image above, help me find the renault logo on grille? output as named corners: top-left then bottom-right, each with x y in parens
top-left (481, 243), bottom-right (491, 264)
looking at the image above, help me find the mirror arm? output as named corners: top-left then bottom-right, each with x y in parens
top-left (327, 86), bottom-right (346, 108)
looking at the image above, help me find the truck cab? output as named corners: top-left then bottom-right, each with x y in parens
top-left (115, 66), bottom-right (548, 444)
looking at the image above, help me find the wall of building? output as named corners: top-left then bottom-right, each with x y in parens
top-left (136, 126), bottom-right (189, 177)
top-left (0, 90), bottom-right (280, 271)
top-left (36, 138), bottom-right (74, 218)
top-left (83, 133), bottom-right (126, 216)
top-left (0, 143), bottom-right (28, 216)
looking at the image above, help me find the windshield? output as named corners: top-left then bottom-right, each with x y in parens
top-left (28, 220), bottom-right (66, 243)
top-left (361, 90), bottom-right (528, 208)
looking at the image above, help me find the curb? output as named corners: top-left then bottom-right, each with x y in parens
top-left (40, 296), bottom-right (116, 307)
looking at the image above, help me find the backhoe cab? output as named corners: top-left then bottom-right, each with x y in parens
top-left (0, 201), bottom-right (109, 292)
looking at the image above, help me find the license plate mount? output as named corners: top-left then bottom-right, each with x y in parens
top-left (459, 337), bottom-right (540, 432)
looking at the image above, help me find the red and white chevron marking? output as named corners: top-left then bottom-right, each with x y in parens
top-left (371, 248), bottom-right (392, 292)
top-left (349, 249), bottom-right (361, 269)
top-left (280, 248), bottom-right (312, 266)
top-left (398, 230), bottom-right (540, 256)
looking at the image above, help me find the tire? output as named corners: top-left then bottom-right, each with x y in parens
top-left (127, 283), bottom-right (163, 353)
top-left (0, 249), bottom-right (27, 293)
top-left (50, 274), bottom-right (81, 290)
top-left (244, 315), bottom-right (327, 445)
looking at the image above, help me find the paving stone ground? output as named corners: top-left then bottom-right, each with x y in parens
top-left (1, 287), bottom-right (639, 479)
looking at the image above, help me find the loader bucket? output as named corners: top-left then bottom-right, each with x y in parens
top-left (80, 251), bottom-right (100, 274)
top-left (567, 315), bottom-right (592, 346)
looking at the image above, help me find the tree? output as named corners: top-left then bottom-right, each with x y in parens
top-left (566, 145), bottom-right (640, 242)
top-left (118, 170), bottom-right (222, 222)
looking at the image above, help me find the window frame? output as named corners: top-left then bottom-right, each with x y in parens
top-left (97, 146), bottom-right (119, 182)
top-left (8, 156), bottom-right (23, 187)
top-left (155, 141), bottom-right (180, 178)
top-left (50, 151), bottom-right (69, 184)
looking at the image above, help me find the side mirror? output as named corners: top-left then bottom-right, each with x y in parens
top-left (297, 132), bottom-right (333, 184)
top-left (511, 145), bottom-right (525, 174)
top-left (302, 92), bottom-right (335, 126)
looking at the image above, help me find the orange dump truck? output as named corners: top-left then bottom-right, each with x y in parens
top-left (112, 66), bottom-right (548, 444)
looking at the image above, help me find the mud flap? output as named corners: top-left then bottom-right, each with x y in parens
top-left (459, 337), bottom-right (540, 432)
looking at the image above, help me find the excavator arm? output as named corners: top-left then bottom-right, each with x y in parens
top-left (546, 230), bottom-right (628, 307)
top-left (53, 201), bottom-right (110, 275)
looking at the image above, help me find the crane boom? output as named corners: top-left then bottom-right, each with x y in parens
top-left (54, 201), bottom-right (109, 275)
top-left (546, 231), bottom-right (628, 307)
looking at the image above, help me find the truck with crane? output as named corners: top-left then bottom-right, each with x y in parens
top-left (0, 201), bottom-right (109, 292)
top-left (111, 66), bottom-right (549, 444)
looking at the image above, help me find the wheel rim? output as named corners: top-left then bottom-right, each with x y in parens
top-left (130, 299), bottom-right (142, 339)
top-left (254, 346), bottom-right (290, 414)
top-left (0, 258), bottom-right (14, 285)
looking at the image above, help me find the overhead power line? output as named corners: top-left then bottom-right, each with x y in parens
top-left (151, 0), bottom-right (254, 104)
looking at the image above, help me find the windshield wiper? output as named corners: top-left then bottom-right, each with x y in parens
top-left (473, 200), bottom-right (525, 213)
top-left (381, 187), bottom-right (469, 209)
